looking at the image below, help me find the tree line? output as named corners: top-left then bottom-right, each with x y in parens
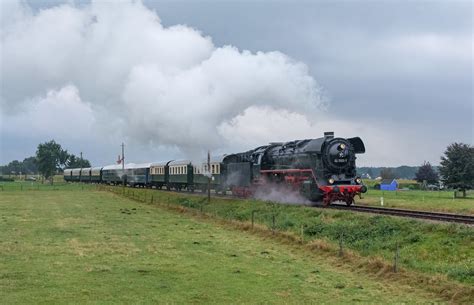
top-left (0, 140), bottom-right (91, 182)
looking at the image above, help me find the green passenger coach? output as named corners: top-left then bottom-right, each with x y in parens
top-left (90, 167), bottom-right (102, 183)
top-left (168, 160), bottom-right (193, 191)
top-left (193, 156), bottom-right (225, 193)
top-left (149, 161), bottom-right (169, 189)
top-left (80, 168), bottom-right (91, 183)
top-left (71, 168), bottom-right (81, 182)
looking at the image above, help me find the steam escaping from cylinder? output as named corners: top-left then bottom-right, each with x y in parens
top-left (254, 185), bottom-right (311, 205)
top-left (1, 0), bottom-right (326, 159)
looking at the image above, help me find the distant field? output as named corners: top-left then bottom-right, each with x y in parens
top-left (0, 189), bottom-right (456, 304)
top-left (359, 189), bottom-right (474, 215)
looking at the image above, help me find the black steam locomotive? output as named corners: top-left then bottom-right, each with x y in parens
top-left (222, 132), bottom-right (367, 205)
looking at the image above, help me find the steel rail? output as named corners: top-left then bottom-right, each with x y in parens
top-left (327, 204), bottom-right (474, 224)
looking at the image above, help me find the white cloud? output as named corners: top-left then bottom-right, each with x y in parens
top-left (1, 0), bottom-right (324, 159)
top-left (1, 85), bottom-right (94, 139)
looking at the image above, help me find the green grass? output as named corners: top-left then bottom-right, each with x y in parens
top-left (0, 180), bottom-right (95, 191)
top-left (359, 189), bottom-right (474, 215)
top-left (98, 186), bottom-right (474, 286)
top-left (0, 189), bottom-right (452, 304)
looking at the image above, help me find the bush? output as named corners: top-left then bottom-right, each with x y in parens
top-left (399, 182), bottom-right (421, 190)
top-left (0, 176), bottom-right (14, 182)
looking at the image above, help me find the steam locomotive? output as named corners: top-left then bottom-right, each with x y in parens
top-left (64, 132), bottom-right (367, 205)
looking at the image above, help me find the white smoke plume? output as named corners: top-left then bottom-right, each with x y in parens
top-left (1, 0), bottom-right (325, 158)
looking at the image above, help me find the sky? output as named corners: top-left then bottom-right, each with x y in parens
top-left (0, 0), bottom-right (472, 167)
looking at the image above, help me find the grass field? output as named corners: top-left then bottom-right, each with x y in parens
top-left (103, 185), bottom-right (474, 285)
top-left (359, 189), bottom-right (474, 214)
top-left (0, 189), bottom-right (458, 304)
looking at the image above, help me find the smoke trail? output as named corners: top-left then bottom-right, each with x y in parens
top-left (1, 1), bottom-right (325, 158)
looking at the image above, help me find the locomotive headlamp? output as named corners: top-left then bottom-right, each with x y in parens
top-left (339, 143), bottom-right (346, 150)
top-left (328, 178), bottom-right (335, 184)
top-left (355, 177), bottom-right (362, 184)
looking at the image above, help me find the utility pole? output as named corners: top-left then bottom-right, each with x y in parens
top-left (121, 143), bottom-right (125, 190)
top-left (207, 150), bottom-right (211, 204)
top-left (80, 152), bottom-right (83, 181)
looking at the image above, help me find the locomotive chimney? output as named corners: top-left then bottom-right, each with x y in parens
top-left (324, 131), bottom-right (334, 138)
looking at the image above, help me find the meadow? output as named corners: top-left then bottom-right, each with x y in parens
top-left (0, 187), bottom-right (459, 304)
top-left (358, 189), bottom-right (474, 214)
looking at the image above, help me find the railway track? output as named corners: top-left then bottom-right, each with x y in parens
top-left (327, 204), bottom-right (474, 225)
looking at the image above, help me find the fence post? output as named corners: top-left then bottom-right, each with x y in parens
top-left (338, 233), bottom-right (344, 257)
top-left (151, 195), bottom-right (154, 204)
top-left (300, 225), bottom-right (305, 244)
top-left (144, 192), bottom-right (147, 203)
top-left (20, 184), bottom-right (23, 191)
top-left (251, 210), bottom-right (255, 229)
top-left (393, 243), bottom-right (400, 273)
top-left (272, 214), bottom-right (276, 234)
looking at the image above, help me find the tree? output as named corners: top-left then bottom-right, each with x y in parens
top-left (22, 157), bottom-right (38, 174)
top-left (415, 161), bottom-right (439, 185)
top-left (67, 154), bottom-right (91, 168)
top-left (380, 168), bottom-right (396, 180)
top-left (439, 143), bottom-right (474, 197)
top-left (36, 140), bottom-right (69, 183)
top-left (366, 168), bottom-right (374, 178)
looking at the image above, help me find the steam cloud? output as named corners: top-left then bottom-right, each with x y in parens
top-left (1, 1), bottom-right (325, 157)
